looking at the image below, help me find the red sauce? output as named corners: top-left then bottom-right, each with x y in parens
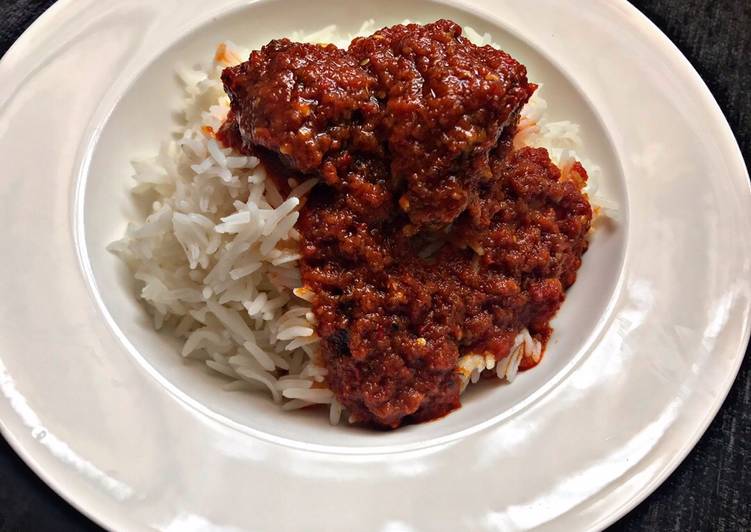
top-left (219, 20), bottom-right (592, 428)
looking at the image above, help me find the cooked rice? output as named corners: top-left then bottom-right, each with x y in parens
top-left (110, 22), bottom-right (607, 424)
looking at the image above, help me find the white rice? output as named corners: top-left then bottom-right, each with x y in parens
top-left (110, 22), bottom-right (607, 425)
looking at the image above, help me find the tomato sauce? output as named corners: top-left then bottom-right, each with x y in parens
top-left (219, 20), bottom-right (592, 427)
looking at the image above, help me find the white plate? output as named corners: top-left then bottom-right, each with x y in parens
top-left (0, 0), bottom-right (748, 530)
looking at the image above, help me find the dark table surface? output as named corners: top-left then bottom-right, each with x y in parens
top-left (1, 1), bottom-right (749, 530)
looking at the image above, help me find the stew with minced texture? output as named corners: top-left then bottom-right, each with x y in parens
top-left (218, 20), bottom-right (592, 428)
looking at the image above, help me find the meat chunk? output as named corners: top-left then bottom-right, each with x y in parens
top-left (221, 39), bottom-right (381, 174)
top-left (349, 19), bottom-right (535, 229)
top-left (221, 21), bottom-right (534, 229)
top-left (299, 146), bottom-right (591, 428)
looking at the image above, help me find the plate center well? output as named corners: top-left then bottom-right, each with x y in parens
top-left (79, 0), bottom-right (628, 451)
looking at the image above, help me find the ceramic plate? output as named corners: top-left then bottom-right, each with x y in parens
top-left (0, 0), bottom-right (749, 530)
